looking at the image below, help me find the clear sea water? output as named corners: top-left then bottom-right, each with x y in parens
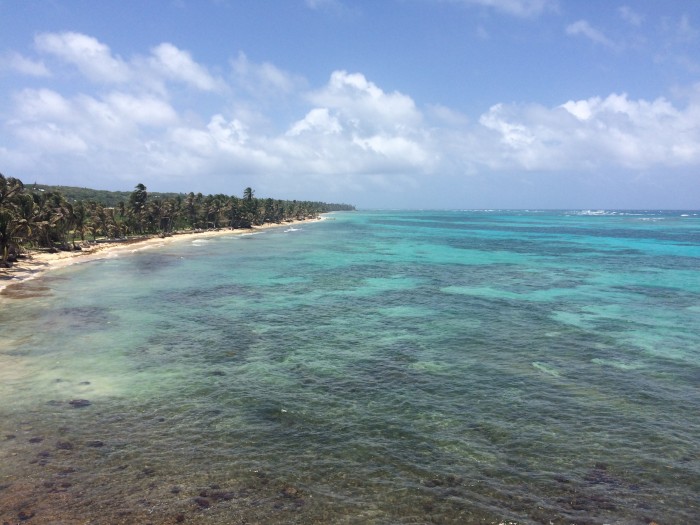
top-left (1, 210), bottom-right (699, 524)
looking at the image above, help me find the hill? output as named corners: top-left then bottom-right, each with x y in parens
top-left (28, 184), bottom-right (184, 207)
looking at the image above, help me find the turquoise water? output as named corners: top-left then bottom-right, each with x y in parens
top-left (1, 210), bottom-right (699, 524)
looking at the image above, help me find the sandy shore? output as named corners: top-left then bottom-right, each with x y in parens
top-left (0, 217), bottom-right (323, 295)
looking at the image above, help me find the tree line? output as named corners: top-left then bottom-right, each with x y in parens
top-left (0, 174), bottom-right (354, 267)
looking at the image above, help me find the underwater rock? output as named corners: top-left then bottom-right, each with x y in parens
top-left (18, 510), bottom-right (36, 521)
top-left (69, 399), bottom-right (91, 408)
top-left (28, 436), bottom-right (44, 443)
top-left (198, 488), bottom-right (233, 501)
top-left (56, 441), bottom-right (74, 450)
top-left (193, 497), bottom-right (210, 508)
top-left (423, 479), bottom-right (443, 488)
top-left (281, 486), bottom-right (300, 498)
top-left (585, 464), bottom-right (620, 486)
top-left (175, 514), bottom-right (185, 523)
top-left (86, 440), bottom-right (104, 447)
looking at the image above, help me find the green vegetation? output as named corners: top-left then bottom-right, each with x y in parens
top-left (0, 173), bottom-right (354, 267)
top-left (27, 183), bottom-right (184, 208)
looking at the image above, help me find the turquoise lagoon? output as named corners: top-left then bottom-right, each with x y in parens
top-left (1, 210), bottom-right (698, 524)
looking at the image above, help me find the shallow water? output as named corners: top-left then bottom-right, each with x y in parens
top-left (1, 211), bottom-right (699, 524)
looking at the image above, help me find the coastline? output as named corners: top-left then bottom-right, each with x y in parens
top-left (0, 216), bottom-right (323, 296)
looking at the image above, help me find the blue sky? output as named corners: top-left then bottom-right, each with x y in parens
top-left (1, 0), bottom-right (699, 208)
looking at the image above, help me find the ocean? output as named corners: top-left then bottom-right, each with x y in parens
top-left (1, 210), bottom-right (698, 524)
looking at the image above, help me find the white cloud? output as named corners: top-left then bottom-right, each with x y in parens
top-left (33, 32), bottom-right (226, 95)
top-left (475, 92), bottom-right (700, 170)
top-left (35, 32), bottom-right (131, 83)
top-left (274, 71), bottom-right (433, 178)
top-left (428, 104), bottom-right (470, 127)
top-left (309, 70), bottom-right (422, 132)
top-left (353, 135), bottom-right (429, 166)
top-left (618, 6), bottom-right (643, 27)
top-left (566, 20), bottom-right (616, 48)
top-left (15, 124), bottom-right (88, 154)
top-left (14, 88), bottom-right (73, 120)
top-left (231, 52), bottom-right (305, 96)
top-left (9, 87), bottom-right (181, 159)
top-left (1, 52), bottom-right (50, 77)
top-left (207, 114), bottom-right (250, 148)
top-left (287, 108), bottom-right (342, 136)
top-left (149, 43), bottom-right (224, 92)
top-left (451, 0), bottom-right (557, 18)
top-left (4, 31), bottom-right (700, 205)
top-left (103, 93), bottom-right (179, 126)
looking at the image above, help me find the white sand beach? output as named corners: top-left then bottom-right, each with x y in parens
top-left (0, 217), bottom-right (323, 295)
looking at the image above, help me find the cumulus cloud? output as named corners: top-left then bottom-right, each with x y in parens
top-left (565, 20), bottom-right (616, 48)
top-left (103, 92), bottom-right (179, 126)
top-left (3, 31), bottom-right (700, 205)
top-left (35, 32), bottom-right (131, 83)
top-left (14, 88), bottom-right (73, 120)
top-left (287, 108), bottom-right (342, 136)
top-left (149, 43), bottom-right (224, 91)
top-left (8, 86), bottom-right (182, 162)
top-left (309, 70), bottom-right (422, 132)
top-left (33, 31), bottom-right (226, 95)
top-left (15, 123), bottom-right (88, 154)
top-left (275, 71), bottom-right (433, 178)
top-left (475, 92), bottom-right (700, 170)
top-left (1, 52), bottom-right (50, 77)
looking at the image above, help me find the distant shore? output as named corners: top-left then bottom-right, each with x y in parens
top-left (0, 216), bottom-right (324, 296)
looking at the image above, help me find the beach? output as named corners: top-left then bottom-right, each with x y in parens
top-left (0, 217), bottom-right (322, 296)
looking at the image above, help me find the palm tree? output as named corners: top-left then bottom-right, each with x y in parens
top-left (128, 183), bottom-right (148, 234)
top-left (0, 174), bottom-right (36, 265)
top-left (31, 191), bottom-right (74, 251)
top-left (243, 187), bottom-right (254, 201)
top-left (73, 200), bottom-right (88, 245)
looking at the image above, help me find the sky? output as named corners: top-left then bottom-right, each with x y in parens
top-left (1, 0), bottom-right (699, 209)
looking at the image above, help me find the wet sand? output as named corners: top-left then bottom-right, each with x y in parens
top-left (0, 217), bottom-right (322, 296)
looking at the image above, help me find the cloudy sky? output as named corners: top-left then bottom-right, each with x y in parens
top-left (1, 0), bottom-right (699, 208)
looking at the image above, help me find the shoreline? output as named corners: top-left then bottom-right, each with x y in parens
top-left (0, 216), bottom-right (324, 295)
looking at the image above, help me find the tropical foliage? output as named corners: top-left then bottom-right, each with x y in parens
top-left (0, 173), bottom-right (354, 267)
top-left (27, 183), bottom-right (184, 208)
